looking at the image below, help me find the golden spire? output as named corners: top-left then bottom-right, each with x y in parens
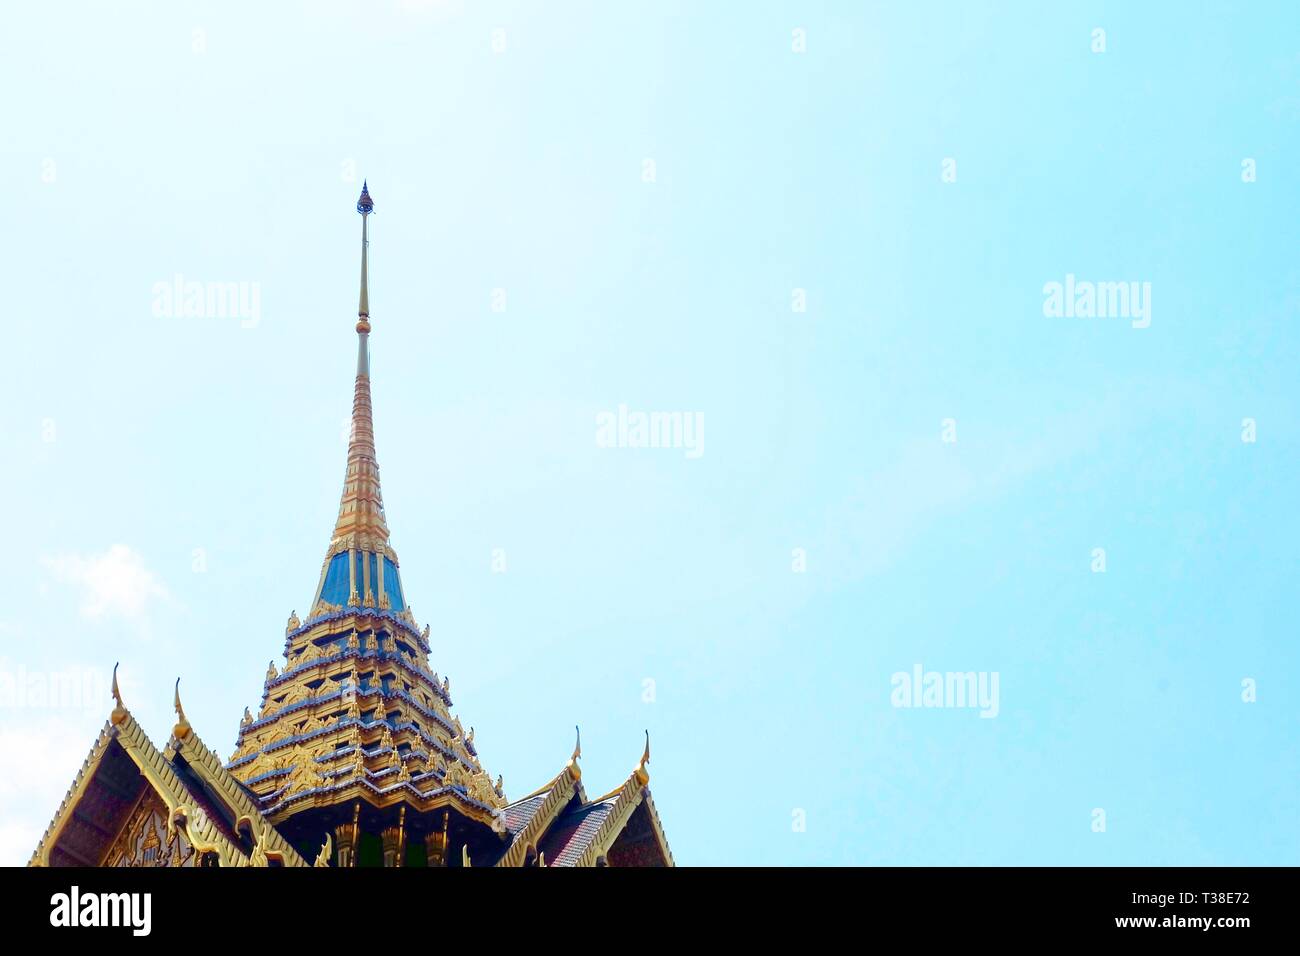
top-left (325, 182), bottom-right (393, 561)
top-left (110, 663), bottom-right (128, 726)
top-left (172, 678), bottom-right (192, 739)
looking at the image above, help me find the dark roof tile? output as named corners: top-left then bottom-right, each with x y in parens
top-left (538, 797), bottom-right (619, 867)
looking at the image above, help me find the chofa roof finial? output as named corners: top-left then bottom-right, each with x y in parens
top-left (634, 729), bottom-right (651, 786)
top-left (566, 725), bottom-right (582, 780)
top-left (110, 662), bottom-right (128, 726)
top-left (173, 677), bottom-right (192, 739)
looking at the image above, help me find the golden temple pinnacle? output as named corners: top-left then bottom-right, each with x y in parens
top-left (321, 183), bottom-right (395, 592)
top-left (29, 186), bottom-right (673, 869)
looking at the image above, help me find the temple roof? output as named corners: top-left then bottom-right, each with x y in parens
top-left (31, 184), bottom-right (675, 868)
top-left (492, 733), bottom-right (673, 867)
top-left (30, 674), bottom-right (308, 867)
top-left (539, 797), bottom-right (620, 866)
top-left (495, 749), bottom-right (585, 866)
top-left (223, 184), bottom-right (507, 835)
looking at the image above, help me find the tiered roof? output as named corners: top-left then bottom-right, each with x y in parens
top-left (223, 183), bottom-right (506, 834)
top-left (30, 184), bottom-right (674, 867)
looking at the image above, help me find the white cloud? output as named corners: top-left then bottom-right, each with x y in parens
top-left (41, 545), bottom-right (170, 621)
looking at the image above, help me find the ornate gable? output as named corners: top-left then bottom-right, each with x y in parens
top-left (30, 680), bottom-right (307, 868)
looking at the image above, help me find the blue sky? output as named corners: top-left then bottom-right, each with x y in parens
top-left (1, 1), bottom-right (1297, 865)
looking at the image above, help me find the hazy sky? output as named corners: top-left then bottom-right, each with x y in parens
top-left (1, 1), bottom-right (1297, 865)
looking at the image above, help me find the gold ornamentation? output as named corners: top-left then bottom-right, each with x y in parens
top-left (634, 730), bottom-right (650, 786)
top-left (312, 599), bottom-right (342, 618)
top-left (566, 725), bottom-right (582, 780)
top-left (443, 763), bottom-right (468, 789)
top-left (249, 828), bottom-right (270, 867)
top-left (172, 678), bottom-right (191, 740)
top-left (467, 770), bottom-right (499, 807)
top-left (283, 755), bottom-right (320, 797)
top-left (110, 662), bottom-right (128, 726)
top-left (425, 811), bottom-right (449, 867)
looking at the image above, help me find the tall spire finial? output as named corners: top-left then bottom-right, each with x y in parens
top-left (356, 181), bottom-right (373, 338)
top-left (313, 182), bottom-right (397, 603)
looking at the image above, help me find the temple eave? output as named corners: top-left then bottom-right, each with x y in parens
top-left (261, 783), bottom-right (505, 831)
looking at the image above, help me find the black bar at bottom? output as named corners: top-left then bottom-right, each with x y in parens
top-left (3, 865), bottom-right (1287, 942)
